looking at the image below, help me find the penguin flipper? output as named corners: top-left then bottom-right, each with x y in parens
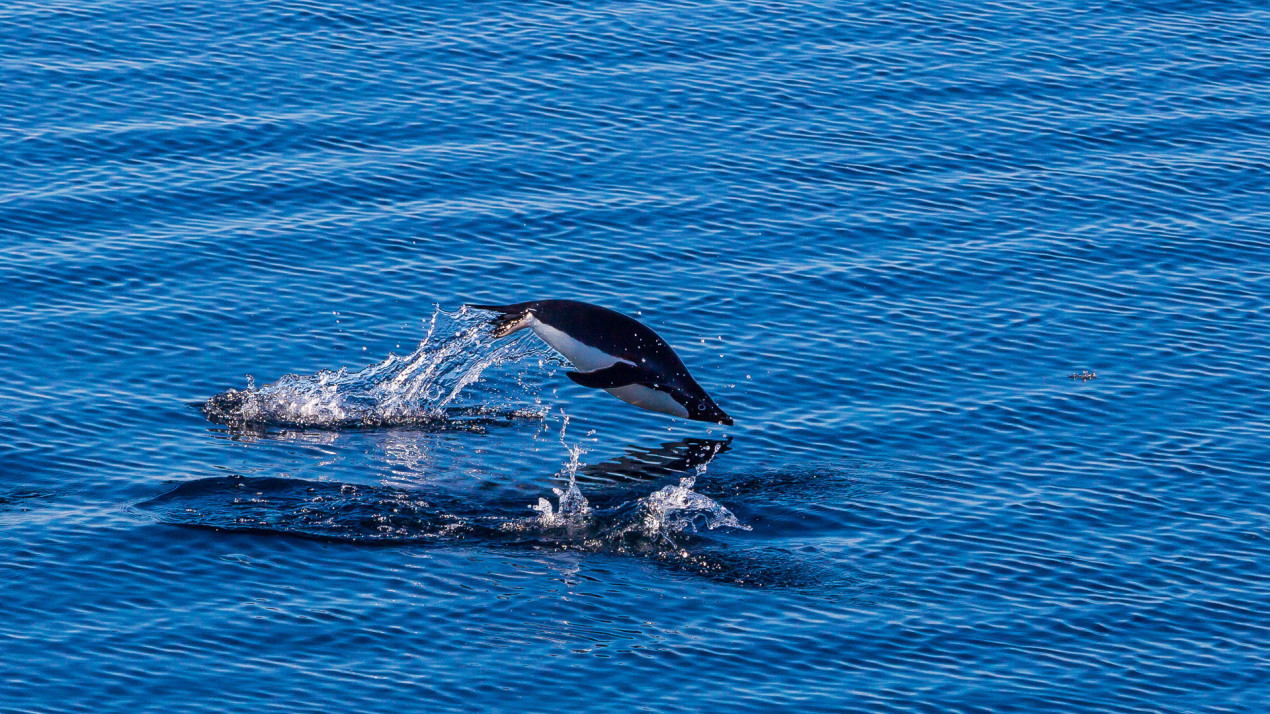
top-left (566, 363), bottom-right (654, 389)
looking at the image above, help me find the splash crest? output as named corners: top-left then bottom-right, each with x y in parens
top-left (202, 306), bottom-right (553, 429)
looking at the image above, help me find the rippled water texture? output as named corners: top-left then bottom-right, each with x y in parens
top-left (3, 0), bottom-right (1269, 711)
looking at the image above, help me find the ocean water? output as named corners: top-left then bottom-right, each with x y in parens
top-left (3, 0), bottom-right (1269, 710)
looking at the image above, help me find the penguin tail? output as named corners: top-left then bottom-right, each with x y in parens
top-left (466, 302), bottom-right (536, 338)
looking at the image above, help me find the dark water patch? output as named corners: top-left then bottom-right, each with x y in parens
top-left (137, 434), bottom-right (885, 591)
top-left (138, 470), bottom-right (785, 586)
top-left (0, 487), bottom-right (57, 515)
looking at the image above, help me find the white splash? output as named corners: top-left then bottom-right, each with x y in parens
top-left (531, 480), bottom-right (592, 528)
top-left (528, 443), bottom-right (749, 546)
top-left (636, 467), bottom-right (750, 540)
top-left (532, 411), bottom-right (593, 527)
top-left (203, 305), bottom-right (552, 428)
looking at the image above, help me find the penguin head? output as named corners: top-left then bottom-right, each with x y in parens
top-left (675, 388), bottom-right (733, 426)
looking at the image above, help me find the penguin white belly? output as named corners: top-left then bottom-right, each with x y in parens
top-left (607, 384), bottom-right (689, 418)
top-left (528, 317), bottom-right (688, 418)
top-left (530, 319), bottom-right (626, 372)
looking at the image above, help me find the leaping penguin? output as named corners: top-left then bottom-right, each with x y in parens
top-left (467, 300), bottom-right (733, 426)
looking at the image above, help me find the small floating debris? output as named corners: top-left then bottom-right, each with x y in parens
top-left (1068, 370), bottom-right (1096, 381)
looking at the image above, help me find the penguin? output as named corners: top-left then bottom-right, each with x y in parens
top-left (467, 300), bottom-right (733, 426)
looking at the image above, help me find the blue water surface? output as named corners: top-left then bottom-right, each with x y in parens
top-left (3, 0), bottom-right (1269, 711)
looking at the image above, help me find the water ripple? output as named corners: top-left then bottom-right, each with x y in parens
top-left (4, 0), bottom-right (1270, 710)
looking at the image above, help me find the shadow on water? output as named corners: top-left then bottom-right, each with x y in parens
top-left (140, 437), bottom-right (843, 588)
top-left (570, 437), bottom-right (732, 485)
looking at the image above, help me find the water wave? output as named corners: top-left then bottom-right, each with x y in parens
top-left (201, 306), bottom-right (552, 430)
